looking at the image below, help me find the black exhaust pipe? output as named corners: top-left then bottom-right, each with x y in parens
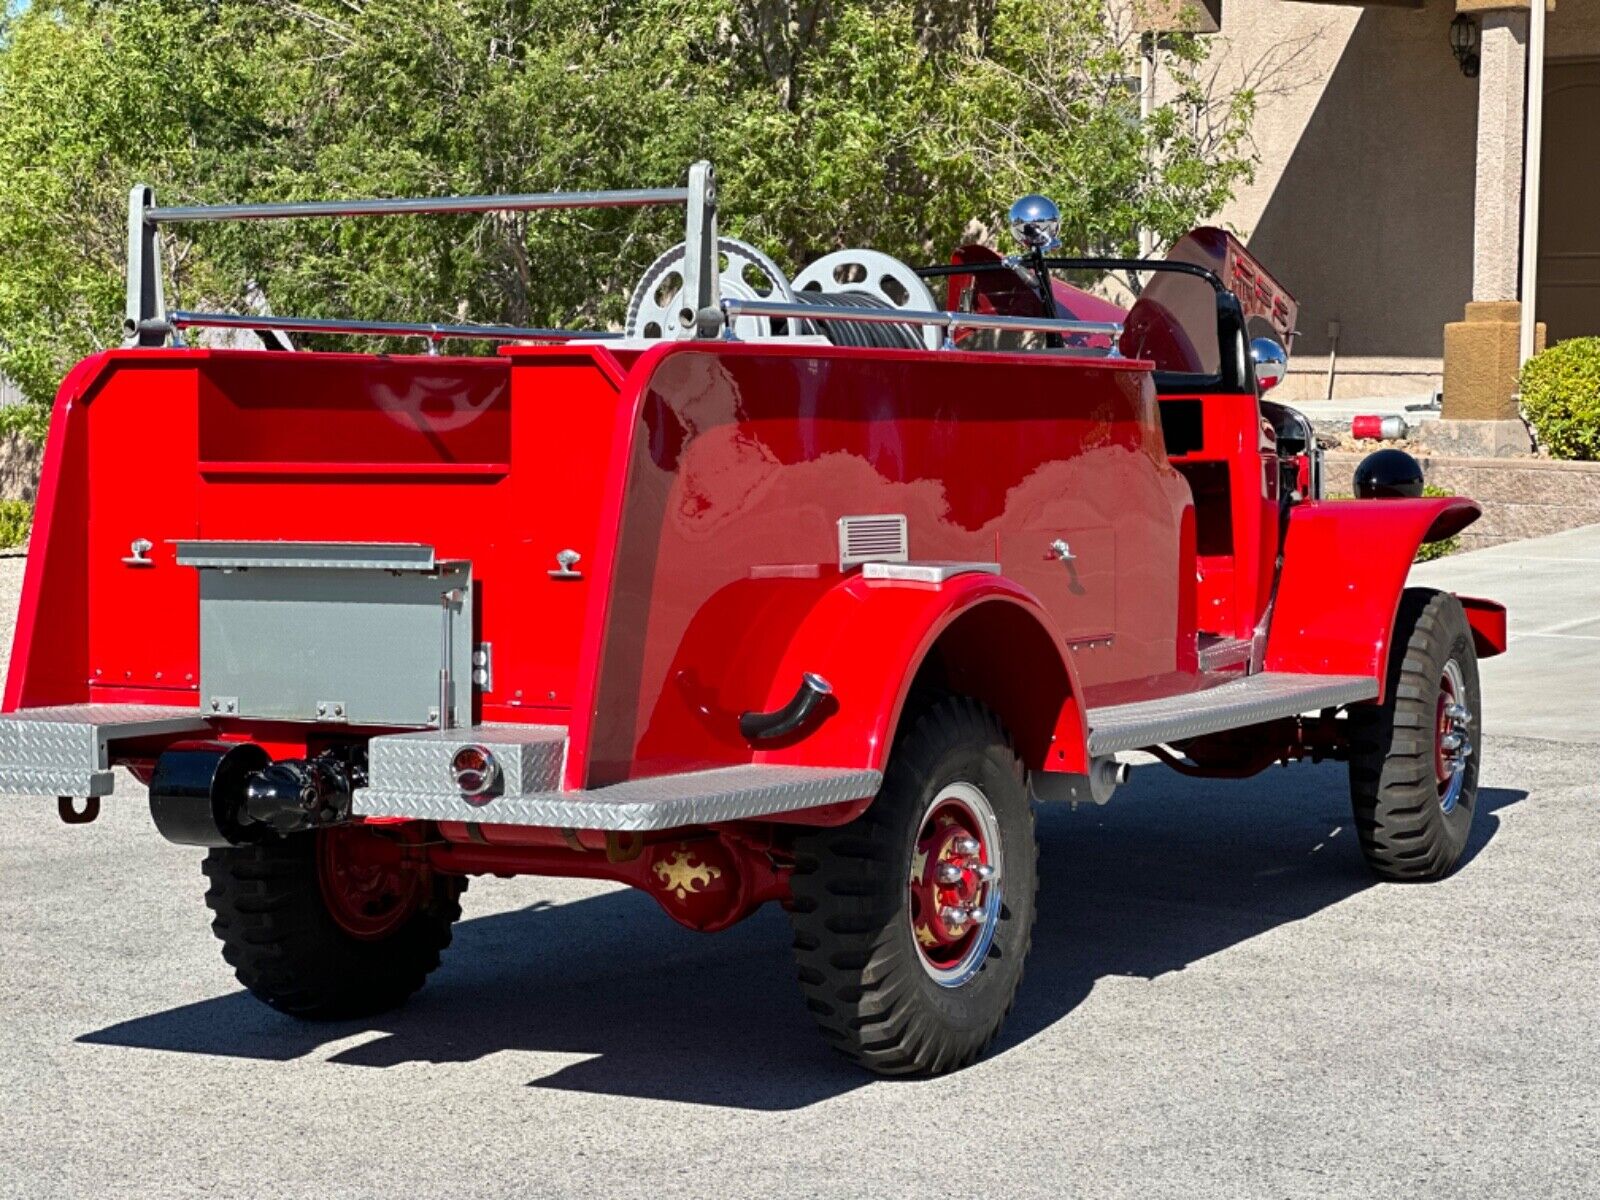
top-left (150, 741), bottom-right (362, 847)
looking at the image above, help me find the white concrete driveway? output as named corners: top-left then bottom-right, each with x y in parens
top-left (1, 529), bottom-right (1596, 1199)
top-left (1413, 521), bottom-right (1600, 741)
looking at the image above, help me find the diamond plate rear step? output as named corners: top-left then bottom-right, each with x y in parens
top-left (1085, 672), bottom-right (1377, 756)
top-left (0, 704), bottom-right (211, 798)
top-left (354, 723), bottom-right (881, 831)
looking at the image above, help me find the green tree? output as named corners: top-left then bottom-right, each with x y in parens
top-left (0, 0), bottom-right (1265, 411)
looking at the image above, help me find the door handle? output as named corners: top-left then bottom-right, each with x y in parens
top-left (1050, 538), bottom-right (1077, 563)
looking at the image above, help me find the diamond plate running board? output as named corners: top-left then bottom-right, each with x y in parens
top-left (1085, 673), bottom-right (1377, 756)
top-left (0, 704), bottom-right (212, 798)
top-left (354, 765), bottom-right (882, 831)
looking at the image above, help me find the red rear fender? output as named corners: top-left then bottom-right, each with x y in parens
top-left (759, 573), bottom-right (1088, 778)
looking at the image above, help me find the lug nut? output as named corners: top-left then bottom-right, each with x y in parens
top-left (939, 905), bottom-right (970, 928)
top-left (935, 863), bottom-right (963, 885)
top-left (973, 863), bottom-right (996, 882)
top-left (1446, 703), bottom-right (1471, 724)
top-left (966, 906), bottom-right (988, 925)
top-left (1441, 732), bottom-right (1465, 753)
top-left (952, 836), bottom-right (980, 857)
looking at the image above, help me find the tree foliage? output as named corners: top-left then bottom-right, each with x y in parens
top-left (0, 0), bottom-right (1262, 406)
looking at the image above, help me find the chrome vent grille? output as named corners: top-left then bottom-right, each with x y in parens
top-left (838, 514), bottom-right (909, 569)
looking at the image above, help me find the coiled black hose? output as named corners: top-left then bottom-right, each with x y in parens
top-left (797, 289), bottom-right (927, 350)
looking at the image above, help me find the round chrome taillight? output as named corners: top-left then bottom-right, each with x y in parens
top-left (450, 745), bottom-right (499, 799)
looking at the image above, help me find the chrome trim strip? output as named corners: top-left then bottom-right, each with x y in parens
top-left (861, 561), bottom-right (1001, 585)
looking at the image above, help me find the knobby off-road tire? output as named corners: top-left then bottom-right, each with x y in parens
top-left (202, 828), bottom-right (466, 1019)
top-left (1348, 587), bottom-right (1482, 881)
top-left (788, 697), bottom-right (1039, 1075)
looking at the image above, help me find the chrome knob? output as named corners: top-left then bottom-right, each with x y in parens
top-left (548, 548), bottom-right (583, 579)
top-left (1008, 195), bottom-right (1062, 252)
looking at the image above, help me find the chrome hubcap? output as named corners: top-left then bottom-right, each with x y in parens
top-left (908, 782), bottom-right (1003, 987)
top-left (1435, 660), bottom-right (1473, 815)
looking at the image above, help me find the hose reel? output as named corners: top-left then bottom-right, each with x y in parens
top-left (627, 237), bottom-right (795, 341)
top-left (791, 250), bottom-right (942, 351)
top-left (626, 240), bottom-right (940, 351)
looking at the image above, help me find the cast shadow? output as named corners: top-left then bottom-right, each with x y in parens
top-left (80, 764), bottom-right (1524, 1110)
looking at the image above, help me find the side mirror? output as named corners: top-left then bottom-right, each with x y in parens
top-left (1250, 337), bottom-right (1288, 394)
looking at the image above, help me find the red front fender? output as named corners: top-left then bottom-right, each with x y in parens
top-left (1265, 497), bottom-right (1484, 698)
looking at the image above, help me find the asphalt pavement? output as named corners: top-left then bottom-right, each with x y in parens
top-left (1, 531), bottom-right (1596, 1199)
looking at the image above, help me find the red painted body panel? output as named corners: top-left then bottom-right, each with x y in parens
top-left (5, 334), bottom-right (1496, 824)
top-left (1160, 392), bottom-right (1279, 642)
top-left (566, 342), bottom-right (1189, 786)
top-left (6, 346), bottom-right (625, 728)
top-left (1265, 497), bottom-right (1483, 695)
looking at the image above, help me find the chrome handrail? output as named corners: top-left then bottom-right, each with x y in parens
top-left (720, 297), bottom-right (1123, 345)
top-left (145, 187), bottom-right (690, 225)
top-left (125, 163), bottom-right (720, 348)
top-left (152, 310), bottom-right (617, 350)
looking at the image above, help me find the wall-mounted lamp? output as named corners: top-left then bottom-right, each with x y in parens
top-left (1450, 14), bottom-right (1481, 78)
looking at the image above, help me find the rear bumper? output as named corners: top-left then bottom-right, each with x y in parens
top-left (0, 705), bottom-right (212, 797)
top-left (0, 708), bottom-right (880, 831)
top-left (354, 724), bottom-right (880, 830)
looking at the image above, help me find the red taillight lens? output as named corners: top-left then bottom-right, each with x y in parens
top-left (450, 745), bottom-right (499, 799)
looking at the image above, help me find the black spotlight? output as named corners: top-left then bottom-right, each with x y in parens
top-left (1353, 448), bottom-right (1425, 499)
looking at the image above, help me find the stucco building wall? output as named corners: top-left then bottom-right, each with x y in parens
top-left (1185, 0), bottom-right (1600, 402)
top-left (1196, 0), bottom-right (1475, 401)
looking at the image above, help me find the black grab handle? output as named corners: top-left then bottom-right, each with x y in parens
top-left (739, 673), bottom-right (833, 741)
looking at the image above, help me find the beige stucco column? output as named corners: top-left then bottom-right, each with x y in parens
top-left (1443, 5), bottom-right (1542, 428)
top-left (1472, 11), bottom-right (1527, 302)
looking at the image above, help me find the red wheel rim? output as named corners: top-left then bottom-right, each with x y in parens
top-left (317, 825), bottom-right (428, 940)
top-left (1433, 660), bottom-right (1472, 814)
top-left (908, 782), bottom-right (1002, 987)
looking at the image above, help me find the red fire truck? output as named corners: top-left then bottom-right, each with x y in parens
top-left (0, 165), bottom-right (1504, 1075)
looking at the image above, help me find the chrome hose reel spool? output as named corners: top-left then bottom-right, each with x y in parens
top-left (791, 250), bottom-right (942, 351)
top-left (627, 237), bottom-right (795, 341)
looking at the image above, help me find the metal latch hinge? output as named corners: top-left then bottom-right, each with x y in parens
top-left (473, 643), bottom-right (493, 692)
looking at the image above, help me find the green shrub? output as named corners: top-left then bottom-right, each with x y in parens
top-left (1414, 486), bottom-right (1459, 562)
top-left (1520, 337), bottom-right (1600, 461)
top-left (0, 499), bottom-right (31, 548)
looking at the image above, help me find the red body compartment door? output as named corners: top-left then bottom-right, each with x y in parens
top-left (999, 525), bottom-right (1117, 648)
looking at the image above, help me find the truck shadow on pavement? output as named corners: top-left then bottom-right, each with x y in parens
top-left (81, 764), bottom-right (1525, 1110)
